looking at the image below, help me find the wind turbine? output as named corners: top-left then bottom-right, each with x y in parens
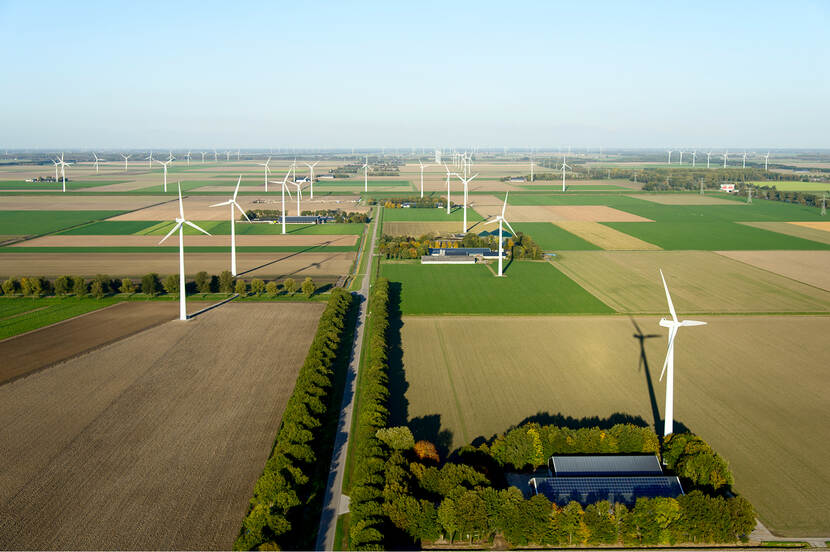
top-left (530, 152), bottom-right (535, 183)
top-left (706, 151), bottom-right (712, 169)
top-left (200, 151), bottom-right (207, 163)
top-left (159, 182), bottom-right (211, 321)
top-left (678, 150), bottom-right (684, 165)
top-left (268, 170), bottom-right (293, 235)
top-left (256, 156), bottom-right (272, 191)
top-left (820, 192), bottom-right (827, 216)
top-left (121, 153), bottom-right (131, 172)
top-left (304, 161), bottom-right (318, 199)
top-left (658, 269), bottom-right (706, 437)
top-left (291, 180), bottom-right (306, 216)
top-left (167, 151), bottom-right (176, 163)
top-left (56, 153), bottom-right (72, 192)
top-left (561, 155), bottom-right (572, 192)
top-left (225, 150), bottom-right (231, 161)
top-left (53, 158), bottom-right (59, 181)
top-left (483, 192), bottom-right (516, 277)
top-left (156, 158), bottom-right (172, 192)
top-left (213, 149), bottom-right (219, 162)
top-left (690, 151), bottom-right (697, 168)
top-left (236, 149), bottom-right (240, 161)
top-left (742, 151), bottom-right (747, 168)
top-left (92, 152), bottom-right (103, 174)
top-left (764, 152), bottom-right (770, 171)
top-left (186, 151), bottom-right (192, 166)
top-left (418, 160), bottom-right (430, 198)
top-left (667, 149), bottom-right (673, 165)
top-left (210, 176), bottom-right (251, 276)
top-left (454, 172), bottom-right (478, 233)
top-left (443, 163), bottom-right (452, 214)
top-left (723, 151), bottom-right (728, 168)
top-left (362, 156), bottom-right (368, 192)
top-left (146, 151), bottom-right (154, 168)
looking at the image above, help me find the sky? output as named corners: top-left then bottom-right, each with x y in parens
top-left (1, 1), bottom-right (828, 149)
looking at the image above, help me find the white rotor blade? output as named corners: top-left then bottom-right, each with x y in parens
top-left (233, 175), bottom-right (242, 200)
top-left (503, 218), bottom-right (517, 236)
top-left (234, 201), bottom-right (251, 222)
top-left (184, 220), bottom-right (211, 236)
top-left (483, 218), bottom-right (498, 226)
top-left (659, 326), bottom-right (677, 382)
top-left (283, 183), bottom-right (293, 198)
top-left (659, 269), bottom-right (678, 322)
top-left (159, 221), bottom-right (182, 244)
top-left (680, 320), bottom-right (707, 327)
top-left (209, 200), bottom-right (231, 207)
top-left (501, 191), bottom-right (509, 217)
top-left (469, 173), bottom-right (479, 182)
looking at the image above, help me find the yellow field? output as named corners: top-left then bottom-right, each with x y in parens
top-left (715, 250), bottom-right (830, 291)
top-left (790, 221), bottom-right (830, 232)
top-left (553, 221), bottom-right (661, 250)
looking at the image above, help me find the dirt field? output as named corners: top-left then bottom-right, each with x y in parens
top-left (15, 234), bottom-right (358, 248)
top-left (790, 221), bottom-right (830, 232)
top-left (739, 222), bottom-right (830, 246)
top-left (714, 250), bottom-right (830, 291)
top-left (397, 315), bottom-right (830, 535)
top-left (552, 250), bottom-right (830, 313)
top-left (475, 204), bottom-right (652, 223)
top-left (0, 301), bottom-right (190, 385)
top-left (553, 221), bottom-right (662, 250)
top-left (0, 196), bottom-right (170, 211)
top-left (0, 301), bottom-right (324, 549)
top-left (632, 194), bottom-right (741, 205)
top-left (382, 221), bottom-right (464, 237)
top-left (0, 251), bottom-right (355, 279)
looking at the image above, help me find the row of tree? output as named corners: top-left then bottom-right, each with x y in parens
top-left (0, 272), bottom-right (318, 299)
top-left (245, 209), bottom-right (370, 223)
top-left (367, 196), bottom-right (446, 208)
top-left (744, 183), bottom-right (828, 208)
top-left (347, 278), bottom-right (393, 550)
top-left (233, 289), bottom-right (354, 550)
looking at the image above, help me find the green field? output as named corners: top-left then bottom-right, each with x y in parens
top-left (0, 180), bottom-right (127, 190)
top-left (751, 181), bottom-right (830, 192)
top-left (512, 222), bottom-right (601, 250)
top-left (379, 261), bottom-right (613, 315)
top-left (316, 179), bottom-right (410, 187)
top-left (518, 184), bottom-right (629, 191)
top-left (2, 245), bottom-right (356, 253)
top-left (0, 296), bottom-right (120, 339)
top-left (0, 210), bottom-right (125, 235)
top-left (382, 207), bottom-right (483, 222)
top-left (60, 221), bottom-right (161, 235)
top-left (604, 221), bottom-right (830, 250)
top-left (140, 221), bottom-right (365, 235)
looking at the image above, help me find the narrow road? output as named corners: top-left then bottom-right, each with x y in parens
top-left (316, 206), bottom-right (380, 551)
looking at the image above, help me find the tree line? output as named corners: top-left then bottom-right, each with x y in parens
top-left (744, 183), bottom-right (829, 209)
top-left (377, 231), bottom-right (542, 261)
top-left (367, 196), bottom-right (447, 208)
top-left (233, 288), bottom-right (355, 550)
top-left (245, 209), bottom-right (370, 223)
top-left (0, 272), bottom-right (318, 299)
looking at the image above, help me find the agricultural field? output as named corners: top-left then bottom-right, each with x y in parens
top-left (395, 315), bottom-right (830, 535)
top-left (552, 250), bottom-right (830, 313)
top-left (16, 234), bottom-right (358, 248)
top-left (382, 207), bottom-right (483, 222)
top-left (382, 221), bottom-right (463, 237)
top-left (0, 210), bottom-right (125, 235)
top-left (715, 250), bottom-right (830, 291)
top-left (633, 193), bottom-right (740, 205)
top-left (739, 221), bottom-right (830, 245)
top-left (750, 180), bottom-right (830, 192)
top-left (511, 222), bottom-right (601, 250)
top-left (0, 296), bottom-right (120, 341)
top-left (0, 301), bottom-right (324, 550)
top-left (552, 221), bottom-right (661, 250)
top-left (379, 261), bottom-right (613, 315)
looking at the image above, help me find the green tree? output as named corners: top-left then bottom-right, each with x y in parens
top-left (194, 271), bottom-right (211, 293)
top-left (283, 277), bottom-right (296, 294)
top-left (1, 277), bottom-right (17, 295)
top-left (141, 273), bottom-right (160, 296)
top-left (556, 501), bottom-right (586, 545)
top-left (265, 281), bottom-right (279, 296)
top-left (728, 496), bottom-right (756, 541)
top-left (376, 426), bottom-right (415, 450)
top-left (73, 276), bottom-right (87, 296)
top-left (120, 278), bottom-right (135, 294)
top-left (437, 498), bottom-right (458, 542)
top-left (90, 279), bottom-right (106, 299)
top-left (235, 278), bottom-right (247, 296)
top-left (301, 277), bottom-right (316, 297)
top-left (584, 500), bottom-right (617, 544)
top-left (163, 274), bottom-right (179, 295)
top-left (251, 278), bottom-right (266, 295)
top-left (219, 270), bottom-right (234, 293)
top-left (55, 275), bottom-right (72, 295)
top-left (19, 277), bottom-right (34, 296)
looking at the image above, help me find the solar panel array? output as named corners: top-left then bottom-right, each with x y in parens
top-left (550, 455), bottom-right (663, 477)
top-left (531, 476), bottom-right (684, 507)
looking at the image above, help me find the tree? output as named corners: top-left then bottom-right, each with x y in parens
top-left (414, 440), bottom-right (440, 463)
top-left (556, 501), bottom-right (586, 545)
top-left (283, 277), bottom-right (296, 295)
top-left (219, 270), bottom-right (234, 293)
top-left (55, 275), bottom-right (72, 295)
top-left (1, 277), bottom-right (16, 295)
top-left (265, 281), bottom-right (279, 296)
top-left (251, 278), bottom-right (266, 295)
top-left (19, 277), bottom-right (34, 296)
top-left (728, 496), bottom-right (755, 541)
top-left (163, 274), bottom-right (179, 295)
top-left (141, 273), bottom-right (160, 296)
top-left (194, 271), bottom-right (211, 293)
top-left (120, 278), bottom-right (135, 294)
top-left (453, 491), bottom-right (488, 543)
top-left (235, 278), bottom-right (248, 296)
top-left (584, 500), bottom-right (617, 544)
top-left (90, 279), bottom-right (105, 299)
top-left (376, 426), bottom-right (415, 450)
top-left (73, 276), bottom-right (87, 296)
top-left (301, 277), bottom-right (316, 298)
top-left (437, 498), bottom-right (458, 542)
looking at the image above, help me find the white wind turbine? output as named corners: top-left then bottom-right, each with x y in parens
top-left (678, 150), bottom-right (684, 165)
top-left (454, 172), bottom-right (478, 233)
top-left (706, 151), bottom-right (712, 169)
top-left (213, 149), bottom-right (219, 162)
top-left (210, 176), bottom-right (251, 276)
top-left (658, 269), bottom-right (706, 437)
top-left (56, 153), bottom-right (72, 192)
top-left (530, 152), bottom-right (535, 183)
top-left (483, 192), bottom-right (516, 277)
top-left (723, 150), bottom-right (729, 168)
top-left (690, 151), bottom-right (697, 168)
top-left (362, 156), bottom-right (368, 192)
top-left (666, 149), bottom-right (673, 165)
top-left (156, 158), bottom-right (172, 192)
top-left (158, 182), bottom-right (212, 321)
top-left (92, 152), bottom-right (103, 174)
top-left (291, 180), bottom-right (306, 216)
top-left (443, 163), bottom-right (452, 214)
top-left (742, 151), bottom-right (747, 168)
top-left (561, 155), bottom-right (572, 192)
top-left (256, 156), bottom-right (272, 191)
top-left (304, 161), bottom-right (319, 199)
top-left (53, 158), bottom-right (59, 181)
top-left (418, 160), bottom-right (430, 198)
top-left (764, 152), bottom-right (770, 171)
top-left (268, 170), bottom-right (293, 235)
top-left (200, 151), bottom-right (207, 163)
top-left (167, 151), bottom-right (176, 163)
top-left (146, 151), bottom-right (154, 168)
top-left (121, 153), bottom-right (131, 172)
top-left (186, 151), bottom-right (192, 166)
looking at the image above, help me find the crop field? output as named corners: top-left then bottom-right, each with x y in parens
top-left (750, 181), bottom-right (830, 192)
top-left (714, 250), bottom-right (830, 291)
top-left (604, 220), bottom-right (830, 250)
top-left (379, 261), bottom-right (613, 315)
top-left (511, 222), bottom-right (601, 250)
top-left (0, 180), bottom-right (128, 190)
top-left (0, 296), bottom-right (122, 341)
top-left (553, 221), bottom-right (662, 250)
top-left (479, 204), bottom-right (653, 223)
top-left (58, 220), bottom-right (365, 236)
top-left (0, 210), bottom-right (125, 235)
top-left (382, 207), bottom-right (483, 222)
top-left (739, 221), bottom-right (830, 245)
top-left (0, 302), bottom-right (324, 550)
top-left (633, 194), bottom-right (741, 205)
top-left (395, 314), bottom-right (830, 535)
top-left (382, 221), bottom-right (463, 237)
top-left (16, 234), bottom-right (359, 248)
top-left (0, 196), bottom-right (165, 210)
top-left (552, 250), bottom-right (830, 313)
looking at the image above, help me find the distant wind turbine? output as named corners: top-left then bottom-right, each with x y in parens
top-left (121, 153), bottom-right (131, 172)
top-left (454, 172), bottom-right (478, 233)
top-left (764, 152), bottom-right (770, 171)
top-left (304, 161), bottom-right (319, 199)
top-left (256, 156), bottom-right (272, 192)
top-left (92, 152), bottom-right (103, 174)
top-left (418, 160), bottom-right (430, 198)
top-left (56, 153), bottom-right (72, 192)
top-left (443, 163), bottom-right (452, 214)
top-left (146, 151), bottom-right (154, 168)
top-left (690, 151), bottom-right (696, 168)
top-left (723, 151), bottom-right (728, 168)
top-left (561, 155), bottom-right (571, 192)
top-left (210, 176), bottom-right (251, 276)
top-left (483, 192), bottom-right (516, 277)
top-left (200, 151), bottom-right (207, 163)
top-left (742, 151), bottom-right (747, 169)
top-left (667, 149), bottom-right (673, 165)
top-left (186, 151), bottom-right (192, 166)
top-left (678, 150), bottom-right (684, 165)
top-left (291, 180), bottom-right (306, 216)
top-left (268, 170), bottom-right (294, 235)
top-left (362, 156), bottom-right (368, 193)
top-left (156, 158), bottom-right (172, 192)
top-left (706, 151), bottom-right (712, 169)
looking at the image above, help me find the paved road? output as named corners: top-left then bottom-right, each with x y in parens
top-left (316, 206), bottom-right (380, 551)
top-left (750, 520), bottom-right (829, 548)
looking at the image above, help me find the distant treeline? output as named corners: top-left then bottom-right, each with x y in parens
top-left (245, 209), bottom-right (369, 223)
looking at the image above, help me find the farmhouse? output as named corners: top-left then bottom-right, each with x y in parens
top-left (317, 173), bottom-right (335, 180)
top-left (529, 454), bottom-right (684, 507)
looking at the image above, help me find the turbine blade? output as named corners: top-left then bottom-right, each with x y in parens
top-left (659, 327), bottom-right (677, 382)
top-left (503, 219), bottom-right (517, 235)
top-left (184, 220), bottom-right (211, 236)
top-left (659, 269), bottom-right (678, 322)
top-left (502, 191), bottom-right (508, 217)
top-left (680, 320), bottom-right (707, 327)
top-left (233, 175), bottom-right (242, 200)
top-left (159, 222), bottom-right (182, 244)
top-left (234, 201), bottom-right (251, 222)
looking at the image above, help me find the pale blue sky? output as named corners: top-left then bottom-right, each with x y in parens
top-left (1, 1), bottom-right (828, 149)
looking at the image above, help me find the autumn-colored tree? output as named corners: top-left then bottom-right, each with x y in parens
top-left (414, 440), bottom-right (440, 463)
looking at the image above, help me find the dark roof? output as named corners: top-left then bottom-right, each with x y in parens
top-left (428, 247), bottom-right (493, 255)
top-left (550, 455), bottom-right (663, 477)
top-left (530, 476), bottom-right (684, 507)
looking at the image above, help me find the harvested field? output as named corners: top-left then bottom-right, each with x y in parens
top-left (396, 315), bottom-right (830, 535)
top-left (553, 221), bottom-right (661, 250)
top-left (382, 221), bottom-right (463, 236)
top-left (0, 302), bottom-right (325, 550)
top-left (790, 221), bottom-right (830, 232)
top-left (109, 196), bottom-right (282, 221)
top-left (739, 222), bottom-right (830, 245)
top-left (474, 204), bottom-right (652, 223)
top-left (553, 250), bottom-right (830, 313)
top-left (14, 233), bottom-right (358, 248)
top-left (715, 250), bottom-right (830, 291)
top-left (632, 194), bottom-right (741, 205)
top-left (0, 301), bottom-right (188, 385)
top-left (0, 251), bottom-right (355, 279)
top-left (0, 196), bottom-right (167, 211)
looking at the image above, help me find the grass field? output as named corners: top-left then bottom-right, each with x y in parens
top-left (714, 250), bottom-right (830, 291)
top-left (512, 222), bottom-right (601, 250)
top-left (518, 184), bottom-right (629, 191)
top-left (316, 179), bottom-right (410, 187)
top-left (382, 207), bottom-right (483, 222)
top-left (553, 221), bottom-right (662, 250)
top-left (0, 302), bottom-right (325, 550)
top-left (138, 221), bottom-right (365, 235)
top-left (395, 314), bottom-right (830, 535)
top-left (59, 220), bottom-right (161, 235)
top-left (0, 296), bottom-right (120, 340)
top-left (552, 250), bottom-right (830, 313)
top-left (379, 261), bottom-right (612, 315)
top-left (0, 210), bottom-right (125, 235)
top-left (751, 181), bottom-right (830, 192)
top-left (382, 221), bottom-right (463, 237)
top-left (739, 222), bottom-right (830, 245)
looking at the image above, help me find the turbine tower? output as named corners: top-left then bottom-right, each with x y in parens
top-left (418, 160), bottom-right (430, 198)
top-left (156, 158), bottom-right (172, 192)
top-left (362, 156), bottom-right (368, 193)
top-left (483, 192), bottom-right (516, 277)
top-left (561, 155), bottom-right (572, 192)
top-left (454, 172), bottom-right (478, 233)
top-left (304, 161), bottom-right (318, 199)
top-left (146, 151), bottom-right (154, 168)
top-left (667, 149), bottom-right (673, 165)
top-left (723, 151), bottom-right (728, 168)
top-left (92, 152), bottom-right (103, 174)
top-left (530, 152), bottom-right (535, 183)
top-left (200, 151), bottom-right (207, 163)
top-left (658, 269), bottom-right (706, 436)
top-left (678, 150), bottom-right (684, 165)
top-left (291, 180), bottom-right (305, 216)
top-left (186, 151), bottom-right (192, 166)
top-left (742, 152), bottom-right (747, 168)
top-left (690, 151), bottom-right (697, 168)
top-left (443, 163), bottom-right (452, 214)
top-left (158, 182), bottom-right (212, 321)
top-left (121, 153), bottom-right (131, 172)
top-left (706, 151), bottom-right (712, 169)
top-left (764, 152), bottom-right (770, 171)
top-left (820, 192), bottom-right (827, 216)
top-left (56, 153), bottom-right (72, 192)
top-left (210, 176), bottom-right (251, 276)
top-left (256, 156), bottom-right (272, 192)
top-left (268, 170), bottom-right (293, 235)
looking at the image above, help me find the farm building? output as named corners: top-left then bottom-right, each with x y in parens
top-left (255, 215), bottom-right (334, 224)
top-left (317, 173), bottom-right (335, 180)
top-left (509, 176), bottom-right (527, 183)
top-left (420, 255), bottom-right (476, 264)
top-left (529, 455), bottom-right (684, 507)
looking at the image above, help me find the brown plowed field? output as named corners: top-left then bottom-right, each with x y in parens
top-left (790, 221), bottom-right (830, 232)
top-left (15, 234), bottom-right (358, 248)
top-left (0, 301), bottom-right (324, 550)
top-left (0, 251), bottom-right (355, 279)
top-left (0, 301), bottom-right (201, 385)
top-left (715, 250), bottom-right (830, 291)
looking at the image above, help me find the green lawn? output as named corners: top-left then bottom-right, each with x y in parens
top-left (0, 296), bottom-right (120, 339)
top-left (0, 210), bottom-right (125, 235)
top-left (604, 221), bottom-right (830, 250)
top-left (380, 261), bottom-right (613, 315)
top-left (751, 181), bottom-right (830, 192)
top-left (0, 180), bottom-right (127, 190)
top-left (512, 222), bottom-right (602, 251)
top-left (383, 207), bottom-right (483, 222)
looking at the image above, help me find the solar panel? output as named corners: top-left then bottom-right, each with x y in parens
top-left (530, 476), bottom-right (684, 507)
top-left (550, 455), bottom-right (663, 477)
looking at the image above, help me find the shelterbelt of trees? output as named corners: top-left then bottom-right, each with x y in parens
top-left (367, 196), bottom-right (447, 208)
top-left (378, 232), bottom-right (542, 260)
top-left (245, 209), bottom-right (370, 223)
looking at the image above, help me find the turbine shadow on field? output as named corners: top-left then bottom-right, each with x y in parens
top-left (630, 316), bottom-right (663, 436)
top-left (387, 282), bottom-right (409, 427)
